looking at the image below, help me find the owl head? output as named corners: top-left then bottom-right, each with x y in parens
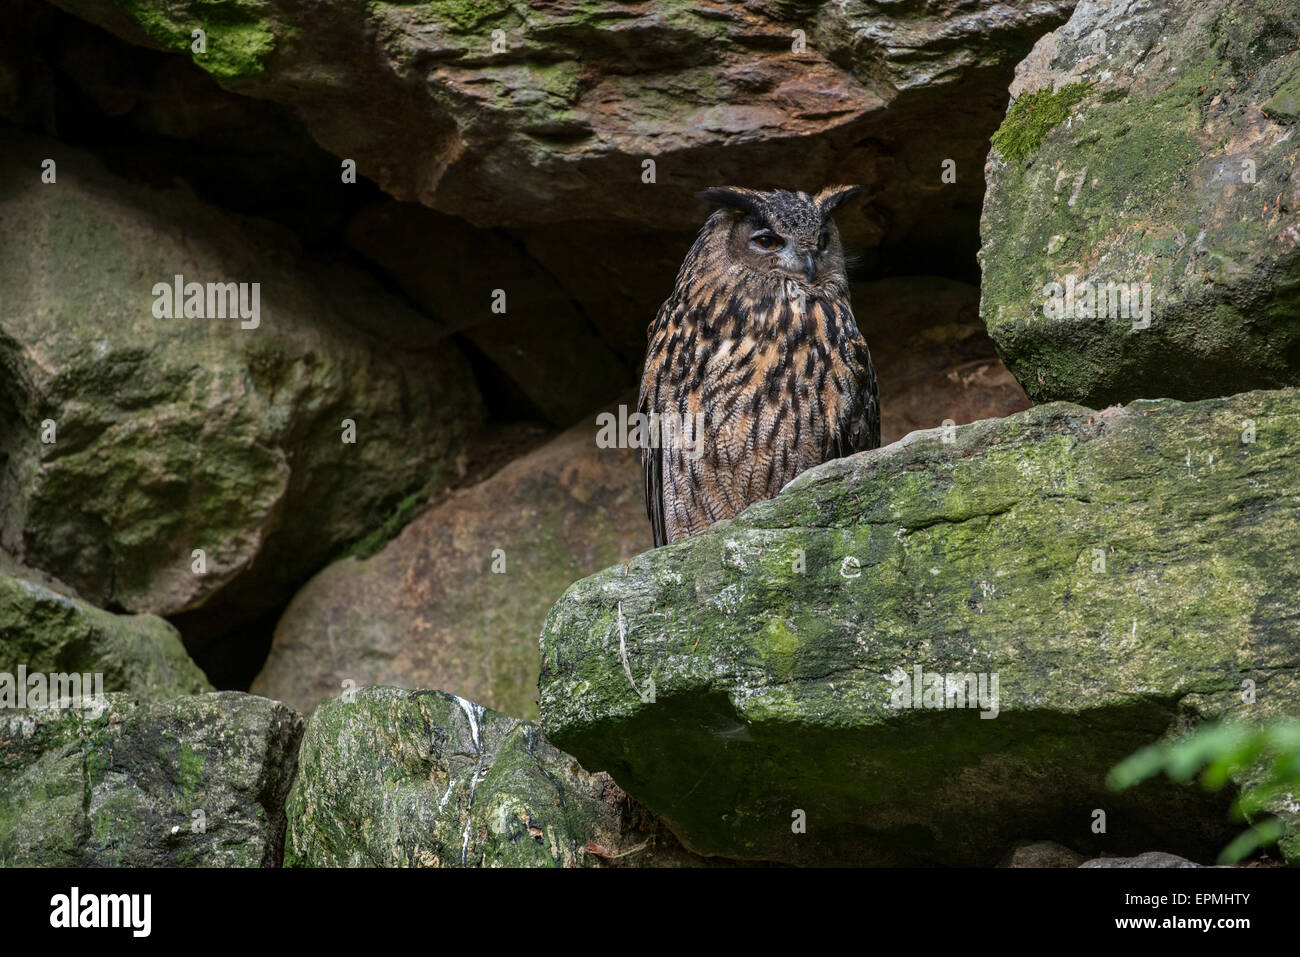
top-left (697, 185), bottom-right (862, 288)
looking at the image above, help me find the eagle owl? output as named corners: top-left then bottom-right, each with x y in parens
top-left (639, 185), bottom-right (880, 547)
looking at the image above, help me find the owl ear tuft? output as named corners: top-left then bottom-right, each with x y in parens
top-left (815, 185), bottom-right (864, 213)
top-left (698, 187), bottom-right (762, 219)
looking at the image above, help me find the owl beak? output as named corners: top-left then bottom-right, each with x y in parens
top-left (802, 252), bottom-right (816, 283)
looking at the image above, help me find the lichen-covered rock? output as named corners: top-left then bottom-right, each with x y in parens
top-left (0, 692), bottom-right (302, 866)
top-left (980, 0), bottom-right (1300, 406)
top-left (285, 686), bottom-right (712, 867)
top-left (539, 389), bottom-right (1300, 865)
top-left (42, 0), bottom-right (1075, 250)
top-left (252, 409), bottom-right (652, 719)
top-left (0, 129), bottom-right (482, 635)
top-left (0, 573), bottom-right (211, 701)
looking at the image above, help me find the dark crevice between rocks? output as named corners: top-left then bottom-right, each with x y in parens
top-left (259, 706), bottom-right (305, 868)
top-left (455, 335), bottom-right (550, 424)
top-left (174, 605), bottom-right (280, 693)
top-left (171, 411), bottom-right (557, 691)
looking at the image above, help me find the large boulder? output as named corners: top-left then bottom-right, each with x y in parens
top-left (252, 409), bottom-right (652, 719)
top-left (0, 692), bottom-right (302, 866)
top-left (1080, 851), bottom-right (1202, 868)
top-left (539, 389), bottom-right (1300, 865)
top-left (285, 686), bottom-right (713, 867)
top-left (0, 129), bottom-right (482, 641)
top-left (41, 0), bottom-right (1075, 250)
top-left (980, 0), bottom-right (1300, 406)
top-left (0, 573), bottom-right (210, 702)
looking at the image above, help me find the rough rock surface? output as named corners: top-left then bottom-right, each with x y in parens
top-left (285, 686), bottom-right (714, 867)
top-left (42, 0), bottom-right (1076, 249)
top-left (540, 389), bottom-right (1300, 865)
top-left (980, 0), bottom-right (1300, 406)
top-left (999, 840), bottom-right (1087, 868)
top-left (0, 692), bottom-right (302, 866)
top-left (0, 129), bottom-right (481, 632)
top-left (2, 1), bottom-right (1048, 434)
top-left (253, 408), bottom-right (652, 719)
top-left (1080, 851), bottom-right (1202, 868)
top-left (254, 339), bottom-right (1025, 722)
top-left (0, 573), bottom-right (211, 701)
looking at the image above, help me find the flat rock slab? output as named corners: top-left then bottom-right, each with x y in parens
top-left (540, 390), bottom-right (1300, 865)
top-left (0, 692), bottom-right (302, 866)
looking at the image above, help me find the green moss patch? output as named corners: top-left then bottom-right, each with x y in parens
top-left (991, 82), bottom-right (1093, 166)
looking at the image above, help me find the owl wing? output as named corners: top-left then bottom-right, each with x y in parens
top-left (642, 431), bottom-right (668, 548)
top-left (831, 307), bottom-right (881, 458)
top-left (639, 301), bottom-right (676, 549)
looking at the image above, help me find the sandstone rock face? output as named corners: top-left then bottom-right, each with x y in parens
top-left (4, 0), bottom-right (1048, 442)
top-left (285, 686), bottom-right (711, 867)
top-left (862, 277), bottom-right (1030, 443)
top-left (980, 0), bottom-right (1300, 406)
top-left (43, 0), bottom-right (1075, 248)
top-left (539, 390), bottom-right (1300, 865)
top-left (0, 573), bottom-right (211, 702)
top-left (0, 692), bottom-right (302, 866)
top-left (0, 130), bottom-right (482, 634)
top-left (252, 409), bottom-right (652, 719)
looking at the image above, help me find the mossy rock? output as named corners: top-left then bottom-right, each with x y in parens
top-left (285, 686), bottom-right (716, 867)
top-left (539, 390), bottom-right (1300, 865)
top-left (0, 692), bottom-right (302, 866)
top-left (980, 0), bottom-right (1300, 407)
top-left (0, 573), bottom-right (211, 702)
top-left (990, 82), bottom-right (1092, 166)
top-left (42, 0), bottom-right (1074, 242)
top-left (0, 128), bottom-right (481, 635)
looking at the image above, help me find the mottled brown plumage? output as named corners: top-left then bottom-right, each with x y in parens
top-left (639, 185), bottom-right (880, 547)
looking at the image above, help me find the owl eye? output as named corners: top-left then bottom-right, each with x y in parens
top-left (750, 231), bottom-right (785, 251)
top-left (817, 230), bottom-right (831, 253)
